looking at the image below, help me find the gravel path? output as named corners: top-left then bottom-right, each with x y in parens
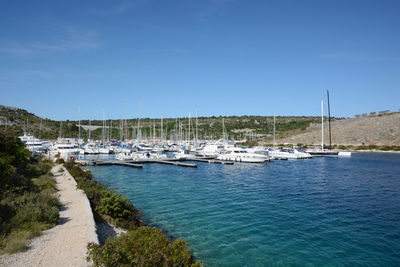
top-left (0, 165), bottom-right (98, 267)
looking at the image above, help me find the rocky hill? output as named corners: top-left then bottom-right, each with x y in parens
top-left (266, 112), bottom-right (400, 146)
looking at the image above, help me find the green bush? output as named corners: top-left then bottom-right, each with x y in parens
top-left (95, 190), bottom-right (142, 229)
top-left (9, 192), bottom-right (61, 226)
top-left (96, 190), bottom-right (131, 220)
top-left (87, 226), bottom-right (201, 267)
top-left (32, 174), bottom-right (57, 194)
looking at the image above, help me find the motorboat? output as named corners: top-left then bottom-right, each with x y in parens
top-left (267, 147), bottom-right (299, 160)
top-left (292, 147), bottom-right (312, 159)
top-left (50, 139), bottom-right (81, 160)
top-left (245, 147), bottom-right (271, 161)
top-left (217, 147), bottom-right (269, 163)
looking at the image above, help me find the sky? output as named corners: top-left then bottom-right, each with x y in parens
top-left (1, 0), bottom-right (399, 120)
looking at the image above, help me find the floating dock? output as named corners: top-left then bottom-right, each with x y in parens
top-left (188, 158), bottom-right (234, 165)
top-left (127, 159), bottom-right (197, 168)
top-left (93, 160), bottom-right (143, 168)
top-left (92, 159), bottom-right (197, 168)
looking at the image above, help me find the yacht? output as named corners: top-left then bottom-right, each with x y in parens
top-left (217, 147), bottom-right (269, 163)
top-left (292, 147), bottom-right (312, 159)
top-left (19, 133), bottom-right (50, 154)
top-left (197, 143), bottom-right (226, 158)
top-left (50, 139), bottom-right (81, 160)
top-left (115, 152), bottom-right (135, 161)
top-left (173, 147), bottom-right (200, 160)
top-left (267, 147), bottom-right (299, 160)
top-left (245, 147), bottom-right (271, 161)
top-left (83, 141), bottom-right (99, 154)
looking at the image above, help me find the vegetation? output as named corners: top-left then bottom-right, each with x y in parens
top-left (0, 129), bottom-right (60, 254)
top-left (87, 226), bottom-right (201, 267)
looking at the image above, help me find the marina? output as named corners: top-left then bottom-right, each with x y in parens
top-left (2, 0), bottom-right (399, 266)
top-left (88, 153), bottom-right (400, 266)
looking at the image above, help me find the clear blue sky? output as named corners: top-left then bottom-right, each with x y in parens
top-left (1, 0), bottom-right (399, 120)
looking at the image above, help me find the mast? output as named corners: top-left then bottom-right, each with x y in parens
top-left (78, 105), bottom-right (81, 140)
top-left (137, 102), bottom-right (141, 144)
top-left (108, 120), bottom-right (112, 140)
top-left (196, 109), bottom-right (199, 142)
top-left (121, 104), bottom-right (125, 141)
top-left (102, 107), bottom-right (105, 141)
top-left (188, 113), bottom-right (191, 142)
top-left (273, 116), bottom-right (276, 148)
top-left (161, 116), bottom-right (163, 143)
top-left (327, 90), bottom-right (332, 149)
top-left (321, 100), bottom-right (324, 151)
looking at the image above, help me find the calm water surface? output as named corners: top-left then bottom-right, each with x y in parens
top-left (88, 153), bottom-right (400, 266)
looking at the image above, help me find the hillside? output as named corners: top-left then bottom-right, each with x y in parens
top-left (0, 105), bottom-right (322, 141)
top-left (2, 105), bottom-right (399, 146)
top-left (266, 112), bottom-right (400, 146)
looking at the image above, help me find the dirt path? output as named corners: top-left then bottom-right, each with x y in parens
top-left (0, 165), bottom-right (98, 267)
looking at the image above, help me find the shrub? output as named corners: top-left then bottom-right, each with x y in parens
top-left (87, 226), bottom-right (201, 267)
top-left (10, 194), bottom-right (60, 226)
top-left (95, 190), bottom-right (142, 229)
top-left (32, 174), bottom-right (57, 194)
top-left (96, 190), bottom-right (131, 220)
top-left (2, 231), bottom-right (32, 253)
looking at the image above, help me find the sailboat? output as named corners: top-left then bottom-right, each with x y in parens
top-left (307, 90), bottom-right (351, 157)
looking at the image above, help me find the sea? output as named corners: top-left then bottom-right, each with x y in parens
top-left (87, 153), bottom-right (400, 266)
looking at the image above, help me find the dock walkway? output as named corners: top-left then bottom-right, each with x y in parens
top-left (92, 159), bottom-right (197, 168)
top-left (188, 158), bottom-right (234, 165)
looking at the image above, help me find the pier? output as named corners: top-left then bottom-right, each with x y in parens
top-left (91, 159), bottom-right (197, 168)
top-left (93, 160), bottom-right (143, 168)
top-left (188, 158), bottom-right (234, 165)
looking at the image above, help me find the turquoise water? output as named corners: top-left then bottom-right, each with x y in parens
top-left (88, 153), bottom-right (400, 266)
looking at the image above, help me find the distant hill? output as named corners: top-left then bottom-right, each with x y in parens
top-left (0, 105), bottom-right (322, 141)
top-left (266, 112), bottom-right (400, 146)
top-left (3, 104), bottom-right (398, 146)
